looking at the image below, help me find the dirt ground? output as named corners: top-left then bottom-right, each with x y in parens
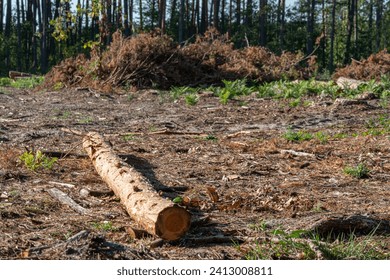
top-left (1, 86), bottom-right (389, 259)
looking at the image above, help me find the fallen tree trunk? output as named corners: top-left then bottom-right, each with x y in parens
top-left (9, 71), bottom-right (33, 80)
top-left (82, 132), bottom-right (191, 240)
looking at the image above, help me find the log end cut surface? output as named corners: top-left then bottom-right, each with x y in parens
top-left (156, 206), bottom-right (191, 240)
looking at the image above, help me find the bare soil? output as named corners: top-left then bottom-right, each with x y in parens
top-left (1, 87), bottom-right (389, 259)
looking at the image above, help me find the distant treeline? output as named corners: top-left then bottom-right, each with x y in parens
top-left (0, 0), bottom-right (389, 76)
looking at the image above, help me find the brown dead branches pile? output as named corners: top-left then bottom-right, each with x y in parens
top-left (334, 49), bottom-right (390, 81)
top-left (44, 28), bottom-right (316, 92)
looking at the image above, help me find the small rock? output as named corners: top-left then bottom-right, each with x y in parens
top-left (79, 188), bottom-right (90, 198)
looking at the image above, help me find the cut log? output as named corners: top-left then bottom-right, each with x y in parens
top-left (336, 77), bottom-right (364, 89)
top-left (9, 71), bottom-right (33, 80)
top-left (82, 132), bottom-right (191, 240)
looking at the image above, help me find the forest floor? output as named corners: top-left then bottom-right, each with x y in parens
top-left (1, 86), bottom-right (390, 260)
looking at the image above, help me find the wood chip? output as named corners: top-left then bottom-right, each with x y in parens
top-left (280, 149), bottom-right (316, 158)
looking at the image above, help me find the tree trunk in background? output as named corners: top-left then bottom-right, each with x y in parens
top-left (0, 0), bottom-right (3, 33)
top-left (129, 0), bottom-right (133, 34)
top-left (320, 0), bottom-right (326, 69)
top-left (151, 0), bottom-right (156, 28)
top-left (328, 0), bottom-right (336, 72)
top-left (213, 0), bottom-right (220, 29)
top-left (5, 0), bottom-right (11, 70)
top-left (170, 0), bottom-right (178, 33)
top-left (221, 0), bottom-right (225, 32)
top-left (236, 0), bottom-right (241, 26)
top-left (375, 0), bottom-right (383, 51)
top-left (32, 0), bottom-right (38, 72)
top-left (259, 0), bottom-right (267, 46)
top-left (277, 0), bottom-right (285, 50)
top-left (353, 0), bottom-right (358, 57)
top-left (139, 0), bottom-right (143, 30)
top-left (124, 0), bottom-right (130, 36)
top-left (200, 0), bottom-right (208, 33)
top-left (158, 0), bottom-right (166, 33)
top-left (85, 0), bottom-right (89, 32)
top-left (16, 0), bottom-right (22, 71)
top-left (106, 0), bottom-right (112, 44)
top-left (179, 0), bottom-right (185, 43)
top-left (368, 0), bottom-right (373, 53)
top-left (41, 0), bottom-right (48, 73)
top-left (77, 0), bottom-right (82, 49)
top-left (245, 0), bottom-right (253, 28)
top-left (228, 0), bottom-right (232, 35)
top-left (344, 0), bottom-right (354, 64)
top-left (306, 0), bottom-right (315, 55)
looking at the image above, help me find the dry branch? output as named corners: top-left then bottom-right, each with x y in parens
top-left (47, 187), bottom-right (90, 215)
top-left (82, 132), bottom-right (191, 240)
top-left (280, 149), bottom-right (316, 158)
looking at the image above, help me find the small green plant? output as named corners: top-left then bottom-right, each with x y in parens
top-left (13, 77), bottom-right (44, 89)
top-left (19, 150), bottom-right (58, 171)
top-left (79, 116), bottom-right (93, 124)
top-left (57, 111), bottom-right (71, 119)
top-left (216, 79), bottom-right (253, 105)
top-left (244, 227), bottom-right (389, 260)
top-left (170, 86), bottom-right (198, 100)
top-left (122, 133), bottom-right (136, 141)
top-left (283, 129), bottom-right (313, 142)
top-left (185, 93), bottom-right (199, 106)
top-left (333, 132), bottom-right (349, 139)
top-left (344, 163), bottom-right (370, 179)
top-left (172, 196), bottom-right (183, 204)
top-left (53, 82), bottom-right (64, 90)
top-left (315, 131), bottom-right (329, 144)
top-left (288, 98), bottom-right (301, 107)
top-left (91, 221), bottom-right (117, 231)
top-left (0, 76), bottom-right (44, 89)
top-left (203, 134), bottom-right (218, 141)
top-left (314, 228), bottom-right (389, 260)
top-left (248, 220), bottom-right (268, 232)
top-left (0, 77), bottom-right (12, 86)
top-left (245, 229), bottom-right (315, 260)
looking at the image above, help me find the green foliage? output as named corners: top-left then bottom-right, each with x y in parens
top-left (314, 131), bottom-right (329, 144)
top-left (246, 229), bottom-right (315, 260)
top-left (203, 135), bottom-right (218, 141)
top-left (245, 226), bottom-right (389, 260)
top-left (19, 150), bottom-right (58, 171)
top-left (170, 86), bottom-right (198, 100)
top-left (184, 93), bottom-right (199, 106)
top-left (0, 77), bottom-right (44, 89)
top-left (91, 221), bottom-right (117, 232)
top-left (172, 196), bottom-right (183, 204)
top-left (215, 79), bottom-right (253, 105)
top-left (0, 77), bottom-right (12, 86)
top-left (122, 133), bottom-right (137, 141)
top-left (283, 129), bottom-right (313, 142)
top-left (344, 163), bottom-right (370, 179)
top-left (314, 229), bottom-right (389, 260)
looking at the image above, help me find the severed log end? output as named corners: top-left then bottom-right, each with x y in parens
top-left (83, 132), bottom-right (191, 241)
top-left (156, 206), bottom-right (191, 240)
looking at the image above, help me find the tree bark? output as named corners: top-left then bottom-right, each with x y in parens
top-left (328, 0), bottom-right (336, 72)
top-left (5, 0), bottom-right (12, 69)
top-left (344, 0), bottom-right (354, 64)
top-left (259, 0), bottom-right (267, 46)
top-left (83, 132), bottom-right (191, 241)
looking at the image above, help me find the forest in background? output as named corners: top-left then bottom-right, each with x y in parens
top-left (0, 0), bottom-right (389, 77)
